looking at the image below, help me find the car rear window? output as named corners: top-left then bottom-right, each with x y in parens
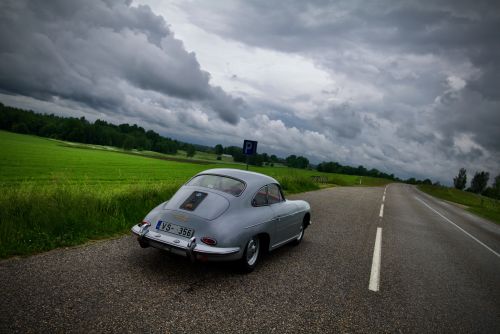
top-left (187, 174), bottom-right (246, 196)
top-left (267, 184), bottom-right (283, 204)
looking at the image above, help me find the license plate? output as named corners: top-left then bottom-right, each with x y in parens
top-left (156, 220), bottom-right (194, 238)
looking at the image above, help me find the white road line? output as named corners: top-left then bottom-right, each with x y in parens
top-left (382, 195), bottom-right (385, 202)
top-left (379, 203), bottom-right (384, 218)
top-left (415, 197), bottom-right (500, 258)
top-left (369, 227), bottom-right (383, 292)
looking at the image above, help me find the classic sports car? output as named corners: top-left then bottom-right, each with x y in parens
top-left (131, 168), bottom-right (311, 272)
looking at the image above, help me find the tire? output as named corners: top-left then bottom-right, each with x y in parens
top-left (291, 224), bottom-right (304, 246)
top-left (292, 215), bottom-right (309, 246)
top-left (239, 236), bottom-right (260, 273)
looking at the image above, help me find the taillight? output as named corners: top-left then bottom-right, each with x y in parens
top-left (201, 237), bottom-right (217, 246)
top-left (138, 221), bottom-right (151, 227)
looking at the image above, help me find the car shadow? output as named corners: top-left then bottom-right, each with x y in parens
top-left (127, 239), bottom-right (311, 281)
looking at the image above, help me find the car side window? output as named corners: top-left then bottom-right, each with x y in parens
top-left (252, 186), bottom-right (268, 206)
top-left (267, 184), bottom-right (283, 205)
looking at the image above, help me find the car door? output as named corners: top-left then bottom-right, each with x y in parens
top-left (268, 183), bottom-right (299, 243)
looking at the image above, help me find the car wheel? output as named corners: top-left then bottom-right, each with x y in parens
top-left (291, 224), bottom-right (304, 246)
top-left (239, 236), bottom-right (260, 273)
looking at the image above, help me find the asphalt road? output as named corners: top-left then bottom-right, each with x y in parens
top-left (1, 184), bottom-right (499, 333)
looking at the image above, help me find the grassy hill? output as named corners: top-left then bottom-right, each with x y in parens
top-left (418, 185), bottom-right (500, 225)
top-left (0, 130), bottom-right (391, 258)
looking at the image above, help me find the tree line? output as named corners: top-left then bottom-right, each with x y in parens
top-left (1, 102), bottom-right (402, 180)
top-left (453, 168), bottom-right (500, 200)
top-left (217, 145), bottom-right (296, 167)
top-left (317, 161), bottom-right (399, 181)
top-left (0, 103), bottom-right (202, 156)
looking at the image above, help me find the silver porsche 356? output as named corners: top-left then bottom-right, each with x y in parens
top-left (131, 168), bottom-right (311, 272)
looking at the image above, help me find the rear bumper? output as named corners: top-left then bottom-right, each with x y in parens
top-left (131, 225), bottom-right (241, 262)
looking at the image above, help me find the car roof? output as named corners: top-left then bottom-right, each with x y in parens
top-left (195, 168), bottom-right (278, 186)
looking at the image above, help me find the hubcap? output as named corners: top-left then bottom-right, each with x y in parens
top-left (297, 226), bottom-right (304, 241)
top-left (246, 238), bottom-right (260, 266)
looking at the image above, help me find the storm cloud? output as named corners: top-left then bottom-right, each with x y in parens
top-left (0, 0), bottom-right (499, 183)
top-left (167, 0), bottom-right (500, 180)
top-left (0, 0), bottom-right (242, 124)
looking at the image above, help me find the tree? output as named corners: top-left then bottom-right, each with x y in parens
top-left (485, 173), bottom-right (500, 199)
top-left (224, 146), bottom-right (245, 162)
top-left (186, 144), bottom-right (196, 158)
top-left (422, 178), bottom-right (432, 185)
top-left (214, 144), bottom-right (223, 156)
top-left (11, 122), bottom-right (29, 134)
top-left (406, 178), bottom-right (417, 185)
top-left (285, 155), bottom-right (309, 169)
top-left (453, 168), bottom-right (467, 190)
top-left (122, 136), bottom-right (136, 150)
top-left (470, 171), bottom-right (489, 194)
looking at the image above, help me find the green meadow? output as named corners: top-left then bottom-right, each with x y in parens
top-left (418, 185), bottom-right (500, 225)
top-left (0, 130), bottom-right (390, 258)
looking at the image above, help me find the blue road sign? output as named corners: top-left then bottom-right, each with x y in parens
top-left (243, 140), bottom-right (258, 155)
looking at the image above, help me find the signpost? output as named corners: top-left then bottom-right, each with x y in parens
top-left (243, 140), bottom-right (258, 170)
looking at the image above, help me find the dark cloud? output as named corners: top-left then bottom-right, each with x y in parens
top-left (313, 102), bottom-right (363, 139)
top-left (433, 89), bottom-right (500, 153)
top-left (179, 0), bottom-right (500, 152)
top-left (0, 0), bottom-right (242, 124)
top-left (1, 0), bottom-right (499, 184)
top-left (181, 0), bottom-right (500, 55)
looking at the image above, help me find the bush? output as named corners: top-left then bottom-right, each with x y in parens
top-left (276, 175), bottom-right (319, 194)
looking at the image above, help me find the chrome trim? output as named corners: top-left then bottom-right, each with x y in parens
top-left (270, 233), bottom-right (302, 249)
top-left (244, 219), bottom-right (273, 229)
top-left (244, 211), bottom-right (304, 229)
top-left (195, 247), bottom-right (240, 255)
top-left (275, 211), bottom-right (301, 220)
top-left (186, 237), bottom-right (196, 262)
top-left (187, 236), bottom-right (196, 248)
top-left (139, 223), bottom-right (151, 236)
top-left (131, 225), bottom-right (240, 256)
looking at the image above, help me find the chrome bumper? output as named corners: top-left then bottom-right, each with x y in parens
top-left (131, 225), bottom-right (241, 261)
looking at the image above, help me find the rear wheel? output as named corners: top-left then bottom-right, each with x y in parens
top-left (239, 236), bottom-right (260, 273)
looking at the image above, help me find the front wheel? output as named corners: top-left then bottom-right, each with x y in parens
top-left (239, 236), bottom-right (260, 273)
top-left (291, 225), bottom-right (304, 246)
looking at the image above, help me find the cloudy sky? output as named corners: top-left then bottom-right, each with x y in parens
top-left (1, 0), bottom-right (499, 183)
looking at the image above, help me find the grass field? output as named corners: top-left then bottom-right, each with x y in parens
top-left (418, 185), bottom-right (500, 225)
top-left (0, 130), bottom-right (391, 258)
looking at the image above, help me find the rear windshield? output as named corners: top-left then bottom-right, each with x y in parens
top-left (186, 174), bottom-right (245, 196)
